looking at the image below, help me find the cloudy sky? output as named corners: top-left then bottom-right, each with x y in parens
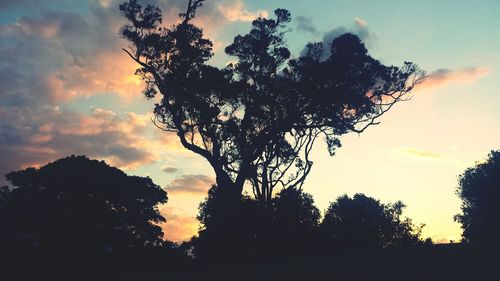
top-left (1, 0), bottom-right (499, 242)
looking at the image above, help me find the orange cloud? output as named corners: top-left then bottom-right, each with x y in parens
top-left (49, 50), bottom-right (145, 101)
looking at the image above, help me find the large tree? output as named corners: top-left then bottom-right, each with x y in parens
top-left (119, 0), bottom-right (424, 206)
top-left (455, 150), bottom-right (500, 243)
top-left (0, 155), bottom-right (167, 253)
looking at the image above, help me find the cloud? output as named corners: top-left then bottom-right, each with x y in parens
top-left (393, 147), bottom-right (471, 169)
top-left (0, 0), bottom-right (266, 106)
top-left (162, 166), bottom-right (179, 173)
top-left (323, 17), bottom-right (376, 46)
top-left (396, 148), bottom-right (444, 159)
top-left (166, 174), bottom-right (213, 195)
top-left (217, 0), bottom-right (268, 22)
top-left (158, 206), bottom-right (199, 242)
top-left (417, 67), bottom-right (490, 91)
top-left (0, 0), bottom-right (269, 105)
top-left (295, 16), bottom-right (318, 34)
top-left (354, 17), bottom-right (367, 28)
top-left (43, 110), bottom-right (157, 169)
top-left (301, 17), bottom-right (377, 60)
top-left (0, 5), bottom-right (143, 102)
top-left (0, 105), bottom-right (185, 185)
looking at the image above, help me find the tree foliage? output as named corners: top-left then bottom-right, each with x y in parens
top-left (320, 194), bottom-right (423, 249)
top-left (119, 0), bottom-right (424, 206)
top-left (455, 150), bottom-right (500, 243)
top-left (192, 186), bottom-right (320, 260)
top-left (270, 188), bottom-right (321, 255)
top-left (193, 185), bottom-right (258, 260)
top-left (0, 155), bottom-right (167, 252)
top-left (273, 188), bottom-right (320, 235)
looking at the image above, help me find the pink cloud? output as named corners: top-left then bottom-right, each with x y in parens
top-left (417, 67), bottom-right (490, 91)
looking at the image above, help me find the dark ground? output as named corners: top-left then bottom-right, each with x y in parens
top-left (2, 243), bottom-right (498, 281)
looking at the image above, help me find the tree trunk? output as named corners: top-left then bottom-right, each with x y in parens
top-left (214, 172), bottom-right (243, 199)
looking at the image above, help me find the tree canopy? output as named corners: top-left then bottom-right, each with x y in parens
top-left (455, 150), bottom-right (500, 243)
top-left (0, 155), bottom-right (168, 252)
top-left (119, 0), bottom-right (425, 206)
top-left (320, 194), bottom-right (423, 249)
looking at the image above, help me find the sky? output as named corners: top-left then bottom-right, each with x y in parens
top-left (0, 0), bottom-right (499, 243)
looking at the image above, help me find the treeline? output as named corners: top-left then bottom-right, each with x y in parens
top-left (0, 150), bottom-right (499, 275)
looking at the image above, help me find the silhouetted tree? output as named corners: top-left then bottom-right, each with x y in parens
top-left (320, 194), bottom-right (423, 250)
top-left (455, 150), bottom-right (500, 243)
top-left (192, 186), bottom-right (320, 260)
top-left (119, 0), bottom-right (425, 207)
top-left (273, 188), bottom-right (320, 235)
top-left (269, 188), bottom-right (320, 256)
top-left (0, 155), bottom-right (167, 254)
top-left (192, 185), bottom-right (260, 260)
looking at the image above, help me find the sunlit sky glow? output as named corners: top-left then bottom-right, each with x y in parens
top-left (1, 0), bottom-right (499, 243)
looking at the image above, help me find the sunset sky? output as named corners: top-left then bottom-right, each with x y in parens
top-left (1, 0), bottom-right (499, 243)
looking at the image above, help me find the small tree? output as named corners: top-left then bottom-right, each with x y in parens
top-left (119, 0), bottom-right (424, 207)
top-left (320, 194), bottom-right (423, 249)
top-left (0, 155), bottom-right (167, 253)
top-left (455, 150), bottom-right (500, 243)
